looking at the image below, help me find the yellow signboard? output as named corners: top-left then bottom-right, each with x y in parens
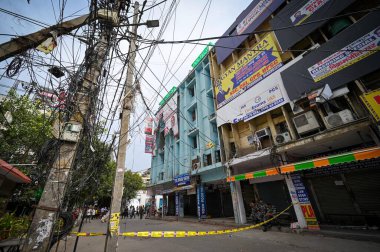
top-left (214, 33), bottom-right (283, 109)
top-left (361, 89), bottom-right (380, 122)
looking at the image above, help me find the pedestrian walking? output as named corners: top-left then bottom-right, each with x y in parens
top-left (85, 207), bottom-right (92, 223)
top-left (139, 205), bottom-right (144, 220)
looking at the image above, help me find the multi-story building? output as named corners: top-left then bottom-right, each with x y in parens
top-left (149, 50), bottom-right (233, 219)
top-left (209, 0), bottom-right (380, 229)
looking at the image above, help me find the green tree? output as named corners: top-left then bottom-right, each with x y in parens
top-left (123, 170), bottom-right (143, 204)
top-left (0, 91), bottom-right (54, 205)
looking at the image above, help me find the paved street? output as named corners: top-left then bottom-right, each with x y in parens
top-left (53, 218), bottom-right (380, 252)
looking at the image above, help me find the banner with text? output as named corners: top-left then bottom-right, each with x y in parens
top-left (156, 93), bottom-right (179, 137)
top-left (290, 0), bottom-right (330, 26)
top-left (308, 26), bottom-right (380, 82)
top-left (361, 89), bottom-right (380, 122)
top-left (214, 33), bottom-right (283, 109)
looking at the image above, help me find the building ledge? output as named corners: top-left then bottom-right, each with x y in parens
top-left (191, 162), bottom-right (223, 175)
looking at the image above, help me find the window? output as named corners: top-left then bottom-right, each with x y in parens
top-left (189, 86), bottom-right (195, 97)
top-left (159, 172), bottom-right (164, 181)
top-left (215, 150), bottom-right (221, 163)
top-left (230, 142), bottom-right (236, 157)
top-left (192, 137), bottom-right (198, 149)
top-left (191, 110), bottom-right (196, 121)
top-left (204, 154), bottom-right (212, 166)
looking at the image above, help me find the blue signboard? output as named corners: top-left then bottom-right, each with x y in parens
top-left (197, 184), bottom-right (207, 219)
top-left (290, 174), bottom-right (311, 204)
top-left (175, 192), bottom-right (179, 216)
top-left (174, 173), bottom-right (190, 187)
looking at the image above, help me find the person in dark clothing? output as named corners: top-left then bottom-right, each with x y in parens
top-left (139, 205), bottom-right (144, 220)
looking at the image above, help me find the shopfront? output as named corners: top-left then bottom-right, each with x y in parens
top-left (227, 147), bottom-right (380, 228)
top-left (302, 158), bottom-right (380, 226)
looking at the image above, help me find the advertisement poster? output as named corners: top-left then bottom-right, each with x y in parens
top-left (145, 135), bottom-right (154, 153)
top-left (290, 174), bottom-right (320, 230)
top-left (144, 117), bottom-right (153, 135)
top-left (214, 33), bottom-right (283, 109)
top-left (197, 184), bottom-right (207, 219)
top-left (361, 89), bottom-right (380, 122)
top-left (237, 0), bottom-right (274, 35)
top-left (156, 93), bottom-right (179, 136)
top-left (308, 26), bottom-right (380, 82)
top-left (233, 84), bottom-right (285, 123)
top-left (290, 0), bottom-right (330, 26)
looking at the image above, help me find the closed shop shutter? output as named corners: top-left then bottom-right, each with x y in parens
top-left (308, 175), bottom-right (357, 217)
top-left (256, 180), bottom-right (293, 217)
top-left (345, 169), bottom-right (380, 225)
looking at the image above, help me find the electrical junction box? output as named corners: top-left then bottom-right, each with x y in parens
top-left (53, 121), bottom-right (82, 142)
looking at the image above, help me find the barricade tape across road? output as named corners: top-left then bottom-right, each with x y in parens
top-left (71, 203), bottom-right (294, 238)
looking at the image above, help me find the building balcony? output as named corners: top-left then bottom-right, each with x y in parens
top-left (187, 97), bottom-right (197, 111)
top-left (206, 86), bottom-right (213, 96)
top-left (188, 126), bottom-right (199, 137)
top-left (208, 112), bottom-right (216, 123)
top-left (227, 118), bottom-right (373, 175)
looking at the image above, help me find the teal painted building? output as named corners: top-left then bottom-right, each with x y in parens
top-left (149, 51), bottom-right (233, 219)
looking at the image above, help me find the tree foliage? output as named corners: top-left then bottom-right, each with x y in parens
top-left (0, 91), bottom-right (54, 205)
top-left (123, 170), bottom-right (143, 203)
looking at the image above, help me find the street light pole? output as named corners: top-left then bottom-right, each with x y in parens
top-left (105, 2), bottom-right (139, 251)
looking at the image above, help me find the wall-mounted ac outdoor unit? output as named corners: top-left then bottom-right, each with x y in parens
top-left (255, 127), bottom-right (271, 139)
top-left (324, 109), bottom-right (354, 129)
top-left (274, 132), bottom-right (292, 145)
top-left (293, 111), bottom-right (320, 135)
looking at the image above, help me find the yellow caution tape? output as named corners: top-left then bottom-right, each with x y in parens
top-left (71, 204), bottom-right (293, 238)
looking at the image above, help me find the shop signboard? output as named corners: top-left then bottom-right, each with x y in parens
top-left (270, 0), bottom-right (354, 50)
top-left (361, 89), bottom-right (380, 122)
top-left (191, 42), bottom-right (213, 68)
top-left (156, 92), bottom-right (178, 136)
top-left (281, 12), bottom-right (380, 101)
top-left (144, 135), bottom-right (154, 153)
top-left (174, 173), bottom-right (190, 187)
top-left (215, 53), bottom-right (302, 127)
top-left (233, 84), bottom-right (286, 123)
top-left (175, 192), bottom-right (179, 216)
top-left (197, 184), bottom-right (207, 219)
top-left (215, 0), bottom-right (285, 64)
top-left (290, 174), bottom-right (319, 230)
top-left (308, 27), bottom-right (380, 82)
top-left (144, 117), bottom-right (153, 135)
top-left (290, 0), bottom-right (330, 26)
top-left (215, 33), bottom-right (283, 109)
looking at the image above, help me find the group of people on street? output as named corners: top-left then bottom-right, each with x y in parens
top-left (83, 206), bottom-right (109, 223)
top-left (249, 200), bottom-right (277, 231)
top-left (122, 205), bottom-right (146, 219)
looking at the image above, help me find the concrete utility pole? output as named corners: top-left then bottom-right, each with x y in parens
top-left (105, 2), bottom-right (139, 251)
top-left (21, 2), bottom-right (124, 251)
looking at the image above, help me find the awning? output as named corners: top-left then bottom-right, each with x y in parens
top-left (0, 159), bottom-right (31, 183)
top-left (227, 147), bottom-right (380, 182)
top-left (160, 184), bottom-right (195, 195)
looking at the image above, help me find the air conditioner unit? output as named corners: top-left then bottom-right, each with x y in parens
top-left (255, 128), bottom-right (271, 139)
top-left (293, 111), bottom-right (320, 135)
top-left (325, 109), bottom-right (354, 129)
top-left (274, 132), bottom-right (292, 145)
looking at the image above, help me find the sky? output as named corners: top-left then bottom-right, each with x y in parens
top-left (0, 0), bottom-right (252, 172)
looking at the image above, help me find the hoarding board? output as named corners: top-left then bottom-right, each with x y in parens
top-left (215, 53), bottom-right (303, 127)
top-left (270, 0), bottom-right (354, 50)
top-left (361, 89), bottom-right (380, 122)
top-left (214, 33), bottom-right (283, 109)
top-left (281, 12), bottom-right (380, 101)
top-left (215, 0), bottom-right (285, 64)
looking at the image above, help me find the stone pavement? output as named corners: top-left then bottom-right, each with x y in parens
top-left (52, 218), bottom-right (380, 252)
